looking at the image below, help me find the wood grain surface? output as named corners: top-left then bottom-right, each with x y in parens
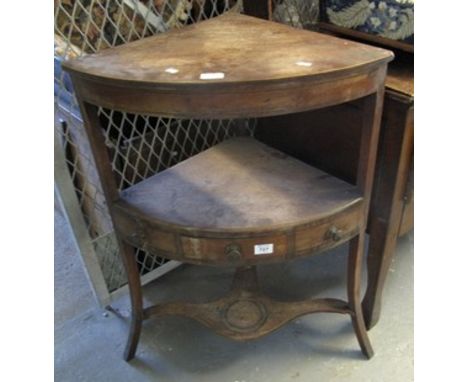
top-left (117, 137), bottom-right (362, 232)
top-left (112, 137), bottom-right (363, 266)
top-left (63, 13), bottom-right (392, 86)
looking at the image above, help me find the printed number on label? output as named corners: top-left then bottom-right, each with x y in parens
top-left (254, 244), bottom-right (274, 255)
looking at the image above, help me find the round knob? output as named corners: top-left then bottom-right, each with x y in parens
top-left (327, 226), bottom-right (343, 242)
top-left (225, 244), bottom-right (242, 263)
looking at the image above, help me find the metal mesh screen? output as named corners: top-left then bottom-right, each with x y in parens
top-left (54, 0), bottom-right (249, 294)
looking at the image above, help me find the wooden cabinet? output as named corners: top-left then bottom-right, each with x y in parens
top-left (63, 13), bottom-right (392, 360)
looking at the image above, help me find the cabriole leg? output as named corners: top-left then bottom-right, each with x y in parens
top-left (348, 233), bottom-right (374, 359)
top-left (120, 241), bottom-right (143, 361)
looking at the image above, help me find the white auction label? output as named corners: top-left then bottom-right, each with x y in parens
top-left (200, 72), bottom-right (225, 80)
top-left (254, 243), bottom-right (274, 255)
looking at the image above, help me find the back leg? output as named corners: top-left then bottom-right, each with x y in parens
top-left (348, 233), bottom-right (374, 359)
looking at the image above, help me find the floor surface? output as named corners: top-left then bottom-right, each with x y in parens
top-left (55, 202), bottom-right (413, 382)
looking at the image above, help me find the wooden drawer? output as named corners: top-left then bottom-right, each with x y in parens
top-left (112, 200), bottom-right (363, 266)
top-left (295, 203), bottom-right (362, 256)
top-left (180, 234), bottom-right (289, 265)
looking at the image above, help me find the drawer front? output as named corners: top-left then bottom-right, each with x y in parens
top-left (112, 206), bottom-right (179, 256)
top-left (180, 234), bottom-right (289, 265)
top-left (112, 202), bottom-right (363, 266)
top-left (295, 204), bottom-right (362, 256)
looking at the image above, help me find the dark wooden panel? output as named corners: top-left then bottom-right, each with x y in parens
top-left (242, 0), bottom-right (270, 20)
top-left (255, 90), bottom-right (414, 238)
top-left (386, 53), bottom-right (414, 97)
top-left (368, 95), bottom-right (413, 236)
top-left (255, 99), bottom-right (363, 184)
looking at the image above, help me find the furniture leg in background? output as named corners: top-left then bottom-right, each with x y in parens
top-left (363, 90), bottom-right (413, 328)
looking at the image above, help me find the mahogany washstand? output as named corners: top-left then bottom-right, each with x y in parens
top-left (63, 13), bottom-right (393, 361)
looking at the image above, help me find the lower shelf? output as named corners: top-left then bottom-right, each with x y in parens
top-left (112, 137), bottom-right (364, 266)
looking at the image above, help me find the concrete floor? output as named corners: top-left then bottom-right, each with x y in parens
top-left (55, 203), bottom-right (413, 382)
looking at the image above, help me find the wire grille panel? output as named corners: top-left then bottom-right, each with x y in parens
top-left (54, 0), bottom-right (248, 294)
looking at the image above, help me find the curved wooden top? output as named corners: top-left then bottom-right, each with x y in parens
top-left (115, 137), bottom-right (362, 235)
top-left (64, 13), bottom-right (392, 118)
top-left (63, 12), bottom-right (392, 87)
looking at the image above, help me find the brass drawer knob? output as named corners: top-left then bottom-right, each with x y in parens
top-left (225, 243), bottom-right (242, 263)
top-left (326, 226), bottom-right (343, 242)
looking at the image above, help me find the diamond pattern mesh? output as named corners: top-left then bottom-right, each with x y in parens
top-left (99, 110), bottom-right (254, 191)
top-left (54, 0), bottom-right (248, 293)
top-left (55, 0), bottom-right (318, 294)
